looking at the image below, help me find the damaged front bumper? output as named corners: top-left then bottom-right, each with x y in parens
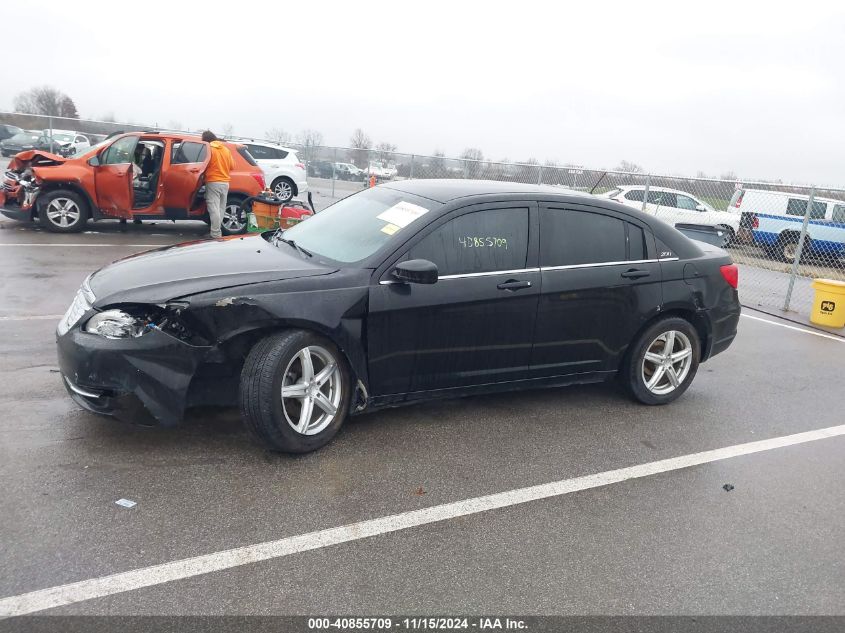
top-left (57, 325), bottom-right (213, 426)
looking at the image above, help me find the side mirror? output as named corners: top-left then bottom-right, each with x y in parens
top-left (695, 204), bottom-right (707, 212)
top-left (392, 259), bottom-right (438, 284)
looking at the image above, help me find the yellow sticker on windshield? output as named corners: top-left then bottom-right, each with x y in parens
top-left (381, 223), bottom-right (400, 235)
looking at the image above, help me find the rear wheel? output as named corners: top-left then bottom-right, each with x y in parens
top-left (776, 233), bottom-right (806, 264)
top-left (38, 189), bottom-right (89, 233)
top-left (240, 330), bottom-right (351, 453)
top-left (622, 317), bottom-right (700, 405)
top-left (221, 196), bottom-right (247, 235)
top-left (271, 177), bottom-right (295, 203)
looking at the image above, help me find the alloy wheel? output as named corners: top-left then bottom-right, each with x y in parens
top-left (641, 330), bottom-right (693, 395)
top-left (280, 345), bottom-right (341, 436)
top-left (274, 180), bottom-right (293, 201)
top-left (222, 203), bottom-right (245, 232)
top-left (46, 198), bottom-right (81, 228)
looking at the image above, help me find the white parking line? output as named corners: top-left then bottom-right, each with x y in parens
top-left (0, 243), bottom-right (168, 248)
top-left (740, 313), bottom-right (845, 343)
top-left (0, 315), bottom-right (62, 322)
top-left (1, 423), bottom-right (842, 617)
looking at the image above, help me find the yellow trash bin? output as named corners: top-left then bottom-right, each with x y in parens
top-left (810, 279), bottom-right (845, 328)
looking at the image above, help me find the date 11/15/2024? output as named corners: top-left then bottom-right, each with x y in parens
top-left (307, 617), bottom-right (527, 630)
top-left (458, 236), bottom-right (509, 249)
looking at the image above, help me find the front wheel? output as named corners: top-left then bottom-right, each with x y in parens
top-left (240, 330), bottom-right (351, 453)
top-left (37, 189), bottom-right (89, 233)
top-left (622, 317), bottom-right (700, 405)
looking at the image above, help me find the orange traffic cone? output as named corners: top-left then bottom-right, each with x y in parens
top-left (369, 173), bottom-right (376, 188)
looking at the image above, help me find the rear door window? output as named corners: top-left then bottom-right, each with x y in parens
top-left (171, 141), bottom-right (207, 164)
top-left (832, 205), bottom-right (845, 223)
top-left (627, 223), bottom-right (647, 260)
top-left (540, 208), bottom-right (627, 266)
top-left (650, 191), bottom-right (676, 207)
top-left (408, 208), bottom-right (529, 276)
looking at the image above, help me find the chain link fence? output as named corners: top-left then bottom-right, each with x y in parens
top-left (2, 111), bottom-right (844, 324)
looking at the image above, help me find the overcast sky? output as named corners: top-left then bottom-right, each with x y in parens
top-left (4, 1), bottom-right (844, 185)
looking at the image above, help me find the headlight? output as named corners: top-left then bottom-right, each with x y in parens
top-left (84, 310), bottom-right (148, 339)
top-left (57, 277), bottom-right (95, 336)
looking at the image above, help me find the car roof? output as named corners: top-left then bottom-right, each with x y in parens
top-left (233, 139), bottom-right (296, 152)
top-left (382, 179), bottom-right (594, 203)
top-left (620, 185), bottom-right (700, 196)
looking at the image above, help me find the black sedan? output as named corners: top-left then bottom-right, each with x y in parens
top-left (0, 131), bottom-right (42, 157)
top-left (57, 180), bottom-right (740, 453)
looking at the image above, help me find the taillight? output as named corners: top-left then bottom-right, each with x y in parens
top-left (296, 162), bottom-right (305, 170)
top-left (720, 264), bottom-right (738, 289)
top-left (733, 191), bottom-right (744, 208)
top-left (251, 173), bottom-right (265, 189)
top-left (752, 215), bottom-right (759, 229)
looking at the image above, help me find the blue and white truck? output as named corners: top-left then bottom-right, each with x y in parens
top-left (730, 188), bottom-right (845, 264)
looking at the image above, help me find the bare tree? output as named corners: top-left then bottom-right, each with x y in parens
top-left (101, 112), bottom-right (117, 123)
top-left (13, 86), bottom-right (70, 117)
top-left (349, 129), bottom-right (372, 167)
top-left (266, 127), bottom-right (292, 145)
top-left (376, 141), bottom-right (397, 161)
top-left (296, 129), bottom-right (324, 163)
top-left (615, 160), bottom-right (645, 173)
top-left (525, 157), bottom-right (540, 165)
top-left (221, 123), bottom-right (234, 137)
top-left (166, 120), bottom-right (184, 131)
top-left (460, 147), bottom-right (484, 178)
top-left (719, 170), bottom-right (738, 181)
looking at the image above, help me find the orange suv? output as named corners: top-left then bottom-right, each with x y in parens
top-left (0, 131), bottom-right (264, 234)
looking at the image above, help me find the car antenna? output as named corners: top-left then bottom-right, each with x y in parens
top-left (589, 172), bottom-right (607, 194)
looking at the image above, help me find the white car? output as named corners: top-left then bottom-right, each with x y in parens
top-left (602, 185), bottom-right (740, 243)
top-left (42, 129), bottom-right (90, 156)
top-left (240, 140), bottom-right (308, 203)
top-left (366, 160), bottom-right (396, 180)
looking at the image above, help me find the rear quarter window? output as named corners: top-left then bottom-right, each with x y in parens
top-left (237, 147), bottom-right (259, 167)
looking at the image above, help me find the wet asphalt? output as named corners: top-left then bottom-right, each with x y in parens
top-left (0, 213), bottom-right (844, 616)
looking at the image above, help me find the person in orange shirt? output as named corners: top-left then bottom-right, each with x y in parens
top-left (201, 130), bottom-right (235, 238)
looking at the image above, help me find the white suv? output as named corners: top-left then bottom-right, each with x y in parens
top-left (240, 140), bottom-right (308, 202)
top-left (602, 185), bottom-right (740, 243)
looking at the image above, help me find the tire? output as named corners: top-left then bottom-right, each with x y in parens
top-left (221, 196), bottom-right (247, 235)
top-left (37, 189), bottom-right (89, 233)
top-left (718, 225), bottom-right (735, 248)
top-left (240, 330), bottom-right (351, 453)
top-left (622, 317), bottom-right (700, 405)
top-left (776, 233), bottom-right (806, 264)
top-left (271, 177), bottom-right (296, 203)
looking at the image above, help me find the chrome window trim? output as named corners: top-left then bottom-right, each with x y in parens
top-left (378, 260), bottom-right (680, 284)
top-left (541, 258), bottom-right (677, 271)
top-left (438, 268), bottom-right (540, 280)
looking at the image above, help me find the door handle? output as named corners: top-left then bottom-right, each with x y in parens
top-left (188, 168), bottom-right (201, 173)
top-left (621, 268), bottom-right (650, 279)
top-left (497, 279), bottom-right (532, 291)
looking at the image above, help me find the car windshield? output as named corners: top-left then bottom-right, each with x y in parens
top-left (48, 133), bottom-right (74, 142)
top-left (69, 137), bottom-right (109, 158)
top-left (279, 187), bottom-right (440, 264)
top-left (8, 133), bottom-right (39, 143)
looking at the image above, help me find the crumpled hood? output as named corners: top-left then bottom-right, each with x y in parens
top-left (8, 150), bottom-right (66, 169)
top-left (88, 234), bottom-right (336, 306)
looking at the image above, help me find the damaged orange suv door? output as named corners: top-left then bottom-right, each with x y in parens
top-left (93, 135), bottom-right (138, 217)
